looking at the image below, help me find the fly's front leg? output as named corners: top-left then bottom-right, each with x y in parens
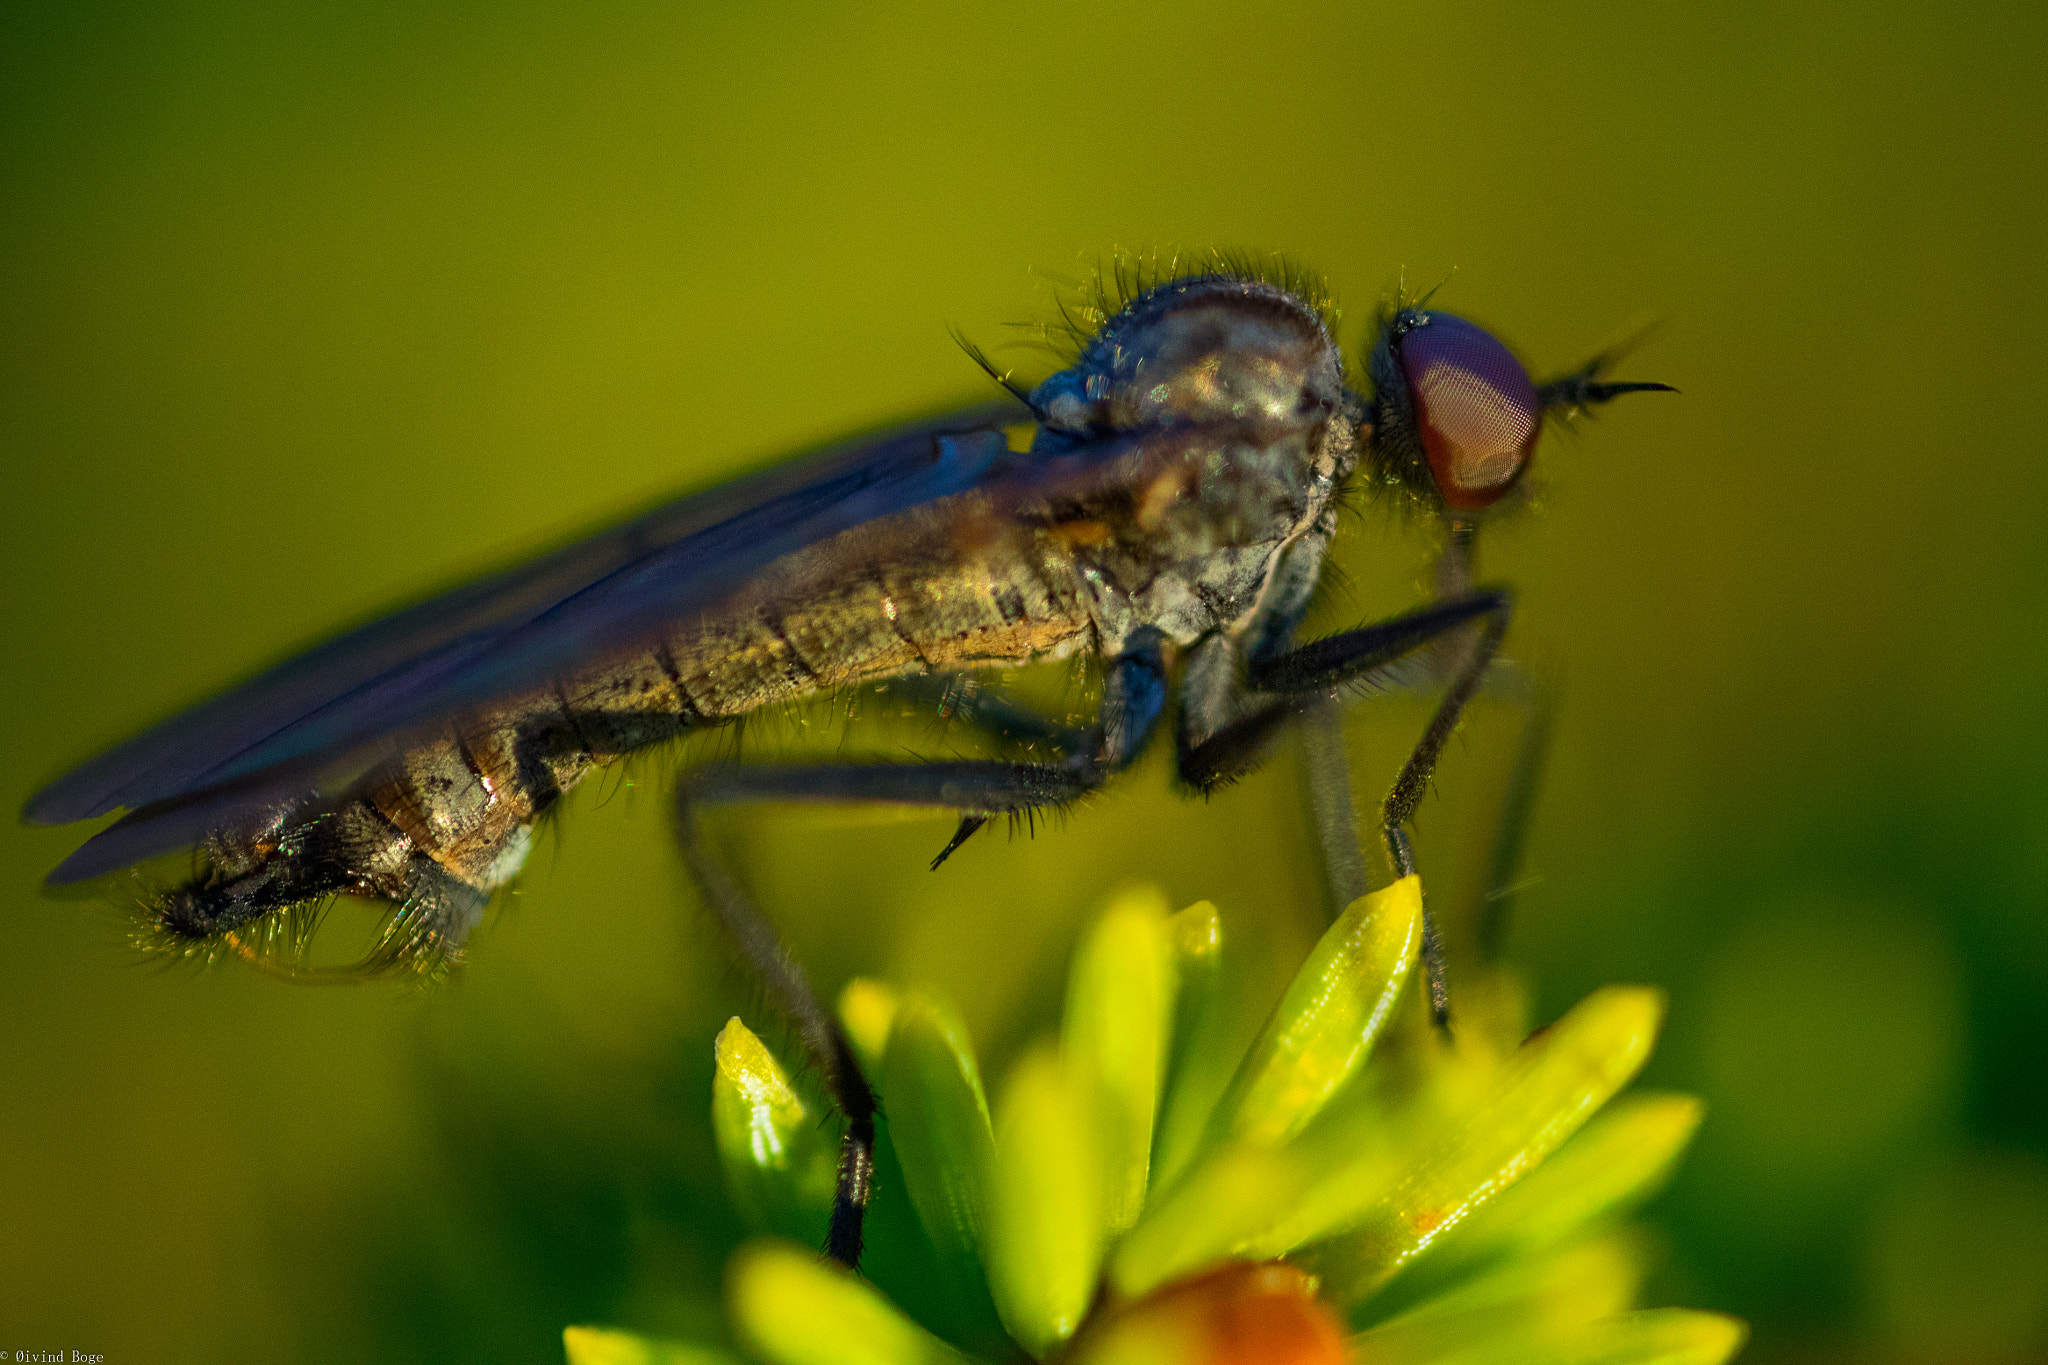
top-left (1298, 697), bottom-right (1369, 910)
top-left (1179, 590), bottom-right (1512, 1027)
top-left (670, 630), bottom-right (1168, 1267)
top-left (1416, 521), bottom-right (1554, 961)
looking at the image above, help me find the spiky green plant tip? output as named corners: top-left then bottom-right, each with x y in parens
top-left (568, 878), bottom-right (1746, 1365)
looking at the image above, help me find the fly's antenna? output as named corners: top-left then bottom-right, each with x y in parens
top-left (1538, 319), bottom-right (1678, 417)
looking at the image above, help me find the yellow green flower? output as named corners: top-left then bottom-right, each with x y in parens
top-left (567, 879), bottom-right (1745, 1365)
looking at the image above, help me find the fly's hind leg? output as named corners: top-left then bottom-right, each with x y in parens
top-left (672, 795), bottom-right (880, 1266)
top-left (672, 630), bottom-right (1168, 1267)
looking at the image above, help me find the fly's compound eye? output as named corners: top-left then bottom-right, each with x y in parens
top-left (1397, 312), bottom-right (1541, 511)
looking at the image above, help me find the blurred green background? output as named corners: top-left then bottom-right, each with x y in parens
top-left (4, 2), bottom-right (2044, 1361)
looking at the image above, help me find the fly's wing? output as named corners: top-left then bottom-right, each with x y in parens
top-left (29, 403), bottom-right (1021, 847)
top-left (36, 404), bottom-right (1289, 885)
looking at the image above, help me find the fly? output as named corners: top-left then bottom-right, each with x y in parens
top-left (25, 256), bottom-right (1671, 1266)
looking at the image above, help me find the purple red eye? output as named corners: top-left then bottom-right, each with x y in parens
top-left (1397, 312), bottom-right (1541, 511)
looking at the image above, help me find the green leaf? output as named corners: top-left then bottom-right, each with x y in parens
top-left (1062, 884), bottom-right (1175, 1233)
top-left (563, 1326), bottom-right (739, 1365)
top-left (1563, 1311), bottom-right (1748, 1365)
top-left (1147, 899), bottom-right (1231, 1198)
top-left (727, 1240), bottom-right (974, 1365)
top-left (1200, 875), bottom-right (1421, 1151)
top-left (1353, 1307), bottom-right (1747, 1365)
top-left (711, 1018), bottom-right (837, 1244)
top-left (985, 1044), bottom-right (1104, 1358)
top-left (882, 990), bottom-right (997, 1270)
top-left (1295, 986), bottom-right (1668, 1302)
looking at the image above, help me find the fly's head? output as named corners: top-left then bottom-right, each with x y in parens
top-left (1362, 304), bottom-right (1673, 518)
top-left (1025, 272), bottom-right (1366, 643)
top-left (1365, 307), bottom-right (1543, 515)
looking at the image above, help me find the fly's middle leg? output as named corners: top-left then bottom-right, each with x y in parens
top-left (859, 673), bottom-right (1079, 755)
top-left (688, 630), bottom-right (1168, 867)
top-left (1296, 695), bottom-right (1369, 910)
top-left (669, 629), bottom-right (1168, 1268)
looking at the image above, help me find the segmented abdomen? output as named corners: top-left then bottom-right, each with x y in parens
top-left (212, 504), bottom-right (1093, 966)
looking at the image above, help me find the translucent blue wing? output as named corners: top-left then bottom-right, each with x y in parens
top-left (32, 401), bottom-right (1023, 867)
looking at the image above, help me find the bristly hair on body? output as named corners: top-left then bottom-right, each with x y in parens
top-left (132, 870), bottom-right (448, 984)
top-left (129, 799), bottom-right (561, 983)
top-left (1020, 247), bottom-right (1343, 365)
top-left (968, 254), bottom-right (1496, 665)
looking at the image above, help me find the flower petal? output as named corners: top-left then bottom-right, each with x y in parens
top-left (711, 1018), bottom-right (836, 1244)
top-left (562, 1325), bottom-right (740, 1365)
top-left (1120, 1142), bottom-right (1310, 1298)
top-left (1424, 1093), bottom-right (1703, 1274)
top-left (1201, 877), bottom-right (1421, 1150)
top-left (727, 1240), bottom-right (974, 1365)
top-left (1351, 1306), bottom-right (1747, 1365)
top-left (1118, 985), bottom-right (1664, 1299)
top-left (986, 1044), bottom-right (1104, 1357)
top-left (841, 978), bottom-right (904, 1075)
top-left (1063, 885), bottom-right (1176, 1232)
top-left (1070, 1262), bottom-right (1347, 1365)
top-left (1149, 900), bottom-right (1233, 1197)
top-left (1369, 1231), bottom-right (1648, 1340)
top-left (1295, 986), bottom-right (1667, 1301)
top-left (882, 991), bottom-right (997, 1270)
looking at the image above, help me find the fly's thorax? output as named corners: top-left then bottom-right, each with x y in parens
top-left (1033, 274), bottom-right (1350, 439)
top-left (1060, 418), bottom-right (1357, 651)
top-left (1027, 273), bottom-right (1362, 650)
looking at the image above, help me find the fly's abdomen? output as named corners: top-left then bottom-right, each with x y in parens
top-left (146, 506), bottom-right (1091, 973)
top-left (364, 728), bottom-right (540, 891)
top-left (147, 655), bottom-right (693, 972)
top-left (865, 539), bottom-right (1093, 673)
top-left (360, 644), bottom-right (707, 890)
top-left (661, 510), bottom-right (1092, 716)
